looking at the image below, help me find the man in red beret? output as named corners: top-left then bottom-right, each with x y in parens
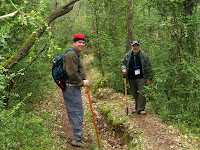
top-left (62, 34), bottom-right (89, 147)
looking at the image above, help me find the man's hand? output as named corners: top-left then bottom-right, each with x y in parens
top-left (83, 80), bottom-right (89, 86)
top-left (146, 80), bottom-right (151, 86)
top-left (122, 69), bottom-right (127, 75)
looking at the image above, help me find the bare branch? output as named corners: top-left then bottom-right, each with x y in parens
top-left (9, 0), bottom-right (26, 15)
top-left (0, 11), bottom-right (18, 19)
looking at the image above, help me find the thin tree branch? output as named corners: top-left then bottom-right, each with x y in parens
top-left (0, 11), bottom-right (18, 19)
top-left (9, 0), bottom-right (26, 15)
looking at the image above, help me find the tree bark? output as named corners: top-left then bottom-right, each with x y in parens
top-left (125, 0), bottom-right (133, 53)
top-left (1, 0), bottom-right (80, 69)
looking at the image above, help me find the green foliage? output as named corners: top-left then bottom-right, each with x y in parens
top-left (92, 76), bottom-right (110, 94)
top-left (141, 0), bottom-right (200, 135)
top-left (97, 102), bottom-right (128, 126)
top-left (0, 95), bottom-right (56, 149)
top-left (1, 0), bottom-right (200, 147)
top-left (148, 57), bottom-right (200, 127)
top-left (0, 67), bottom-right (24, 106)
top-left (84, 0), bottom-right (200, 136)
top-left (0, 53), bottom-right (60, 149)
top-left (0, 37), bottom-right (60, 149)
top-left (0, 67), bottom-right (10, 102)
top-left (0, 0), bottom-right (53, 61)
top-left (63, 0), bottom-right (200, 136)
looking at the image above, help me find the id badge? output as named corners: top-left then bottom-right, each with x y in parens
top-left (135, 69), bottom-right (140, 75)
top-left (134, 66), bottom-right (140, 75)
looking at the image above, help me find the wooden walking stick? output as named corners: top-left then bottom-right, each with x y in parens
top-left (86, 85), bottom-right (101, 148)
top-left (124, 76), bottom-right (128, 115)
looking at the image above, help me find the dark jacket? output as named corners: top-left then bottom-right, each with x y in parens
top-left (121, 50), bottom-right (153, 81)
top-left (63, 49), bottom-right (86, 86)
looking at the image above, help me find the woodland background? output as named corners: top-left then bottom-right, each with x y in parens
top-left (0, 0), bottom-right (200, 149)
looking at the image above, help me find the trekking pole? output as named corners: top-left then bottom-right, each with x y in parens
top-left (86, 85), bottom-right (101, 148)
top-left (124, 76), bottom-right (128, 115)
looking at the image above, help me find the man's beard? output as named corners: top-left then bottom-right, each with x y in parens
top-left (133, 49), bottom-right (139, 53)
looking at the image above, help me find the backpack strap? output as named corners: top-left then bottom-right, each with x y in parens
top-left (62, 48), bottom-right (81, 72)
top-left (64, 48), bottom-right (80, 58)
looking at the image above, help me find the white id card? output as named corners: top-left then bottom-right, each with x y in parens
top-left (135, 69), bottom-right (140, 75)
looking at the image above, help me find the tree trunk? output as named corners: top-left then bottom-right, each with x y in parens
top-left (93, 0), bottom-right (104, 76)
top-left (182, 0), bottom-right (199, 55)
top-left (125, 0), bottom-right (133, 53)
top-left (1, 0), bottom-right (80, 69)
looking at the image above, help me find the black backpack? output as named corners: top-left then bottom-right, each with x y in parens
top-left (52, 48), bottom-right (79, 90)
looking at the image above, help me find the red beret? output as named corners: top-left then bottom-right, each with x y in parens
top-left (73, 34), bottom-right (85, 42)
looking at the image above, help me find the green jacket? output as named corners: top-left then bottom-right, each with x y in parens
top-left (121, 50), bottom-right (153, 81)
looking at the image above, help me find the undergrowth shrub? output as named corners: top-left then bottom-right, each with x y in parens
top-left (0, 99), bottom-right (56, 149)
top-left (0, 51), bottom-right (59, 149)
top-left (92, 76), bottom-right (110, 95)
top-left (97, 102), bottom-right (128, 126)
top-left (146, 45), bottom-right (200, 135)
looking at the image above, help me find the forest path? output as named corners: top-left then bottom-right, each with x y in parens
top-left (55, 54), bottom-right (199, 150)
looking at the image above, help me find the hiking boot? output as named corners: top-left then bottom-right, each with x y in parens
top-left (138, 110), bottom-right (147, 115)
top-left (71, 139), bottom-right (87, 148)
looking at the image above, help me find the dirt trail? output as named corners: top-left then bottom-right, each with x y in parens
top-left (127, 102), bottom-right (198, 150)
top-left (55, 54), bottom-right (199, 150)
top-left (57, 88), bottom-right (127, 150)
top-left (57, 89), bottom-right (199, 150)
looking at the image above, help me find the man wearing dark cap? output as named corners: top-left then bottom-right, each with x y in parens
top-left (121, 40), bottom-right (153, 114)
top-left (62, 34), bottom-right (89, 147)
